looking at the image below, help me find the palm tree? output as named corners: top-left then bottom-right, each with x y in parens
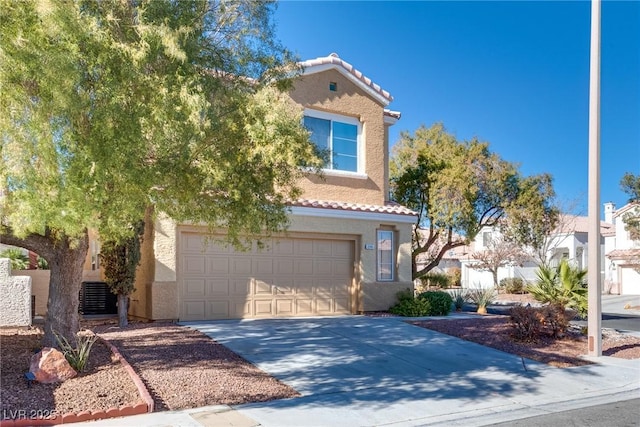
top-left (527, 259), bottom-right (587, 317)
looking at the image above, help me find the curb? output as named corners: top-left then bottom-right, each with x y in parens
top-left (0, 338), bottom-right (154, 426)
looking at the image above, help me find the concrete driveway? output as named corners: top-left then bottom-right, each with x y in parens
top-left (183, 315), bottom-right (640, 427)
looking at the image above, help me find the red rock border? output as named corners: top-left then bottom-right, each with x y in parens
top-left (0, 337), bottom-right (154, 426)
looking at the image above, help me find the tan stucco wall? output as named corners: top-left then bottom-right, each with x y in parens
top-left (13, 269), bottom-right (50, 316)
top-left (1, 259), bottom-right (32, 327)
top-left (129, 208), bottom-right (157, 319)
top-left (150, 281), bottom-right (178, 320)
top-left (288, 69), bottom-right (389, 206)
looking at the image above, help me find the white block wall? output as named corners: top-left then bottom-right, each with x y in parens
top-left (0, 258), bottom-right (32, 326)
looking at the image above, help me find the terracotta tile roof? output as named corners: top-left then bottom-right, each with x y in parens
top-left (291, 198), bottom-right (417, 217)
top-left (300, 53), bottom-right (393, 105)
top-left (606, 248), bottom-right (640, 261)
top-left (555, 215), bottom-right (614, 235)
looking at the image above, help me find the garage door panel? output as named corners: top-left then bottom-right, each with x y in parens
top-left (255, 259), bottom-right (274, 275)
top-left (209, 279), bottom-right (229, 295)
top-left (183, 256), bottom-right (206, 275)
top-left (184, 279), bottom-right (206, 297)
top-left (255, 300), bottom-right (274, 316)
top-left (208, 257), bottom-right (230, 274)
top-left (183, 301), bottom-right (206, 320)
top-left (230, 279), bottom-right (251, 295)
top-left (180, 232), bottom-right (353, 320)
top-left (621, 267), bottom-right (640, 294)
top-left (276, 299), bottom-right (294, 315)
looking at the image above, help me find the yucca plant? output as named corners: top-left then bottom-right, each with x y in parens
top-left (54, 330), bottom-right (98, 372)
top-left (450, 289), bottom-right (467, 311)
top-left (467, 287), bottom-right (496, 314)
top-left (527, 260), bottom-right (587, 318)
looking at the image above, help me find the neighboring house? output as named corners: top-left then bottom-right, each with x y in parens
top-left (605, 202), bottom-right (640, 295)
top-left (71, 53), bottom-right (416, 321)
top-left (458, 213), bottom-right (614, 290)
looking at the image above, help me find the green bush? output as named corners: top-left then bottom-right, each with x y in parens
top-left (389, 296), bottom-right (432, 317)
top-left (418, 291), bottom-right (453, 316)
top-left (0, 248), bottom-right (29, 270)
top-left (499, 277), bottom-right (525, 294)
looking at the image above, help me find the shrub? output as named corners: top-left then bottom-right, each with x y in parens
top-left (389, 296), bottom-right (432, 317)
top-left (420, 272), bottom-right (450, 289)
top-left (447, 268), bottom-right (462, 287)
top-left (54, 330), bottom-right (98, 372)
top-left (509, 305), bottom-right (543, 342)
top-left (499, 277), bottom-right (525, 294)
top-left (450, 289), bottom-right (467, 311)
top-left (509, 304), bottom-right (571, 342)
top-left (467, 287), bottom-right (496, 309)
top-left (0, 248), bottom-right (29, 270)
top-left (418, 291), bottom-right (453, 316)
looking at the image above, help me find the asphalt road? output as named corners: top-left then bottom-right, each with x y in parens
top-left (487, 398), bottom-right (640, 427)
top-left (572, 313), bottom-right (640, 334)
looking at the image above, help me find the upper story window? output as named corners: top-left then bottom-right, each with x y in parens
top-left (303, 110), bottom-right (361, 174)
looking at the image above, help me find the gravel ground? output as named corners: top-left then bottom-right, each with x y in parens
top-left (411, 315), bottom-right (640, 367)
top-left (91, 321), bottom-right (299, 411)
top-left (2, 310), bottom-right (639, 419)
top-left (0, 327), bottom-right (140, 418)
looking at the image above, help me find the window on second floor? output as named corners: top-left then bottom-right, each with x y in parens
top-left (303, 110), bottom-right (361, 174)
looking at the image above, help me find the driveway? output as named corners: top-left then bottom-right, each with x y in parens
top-left (183, 316), bottom-right (640, 427)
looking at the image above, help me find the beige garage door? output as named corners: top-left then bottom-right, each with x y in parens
top-left (179, 232), bottom-right (354, 320)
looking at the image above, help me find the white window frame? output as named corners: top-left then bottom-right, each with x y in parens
top-left (303, 108), bottom-right (365, 177)
top-left (377, 229), bottom-right (395, 282)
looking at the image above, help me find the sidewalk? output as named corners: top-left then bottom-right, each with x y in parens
top-left (72, 313), bottom-right (640, 427)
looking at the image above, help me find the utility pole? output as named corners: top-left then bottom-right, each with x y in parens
top-left (587, 0), bottom-right (602, 357)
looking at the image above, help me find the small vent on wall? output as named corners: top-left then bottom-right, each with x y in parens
top-left (329, 82), bottom-right (337, 92)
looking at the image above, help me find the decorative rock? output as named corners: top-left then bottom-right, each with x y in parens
top-left (30, 348), bottom-right (77, 383)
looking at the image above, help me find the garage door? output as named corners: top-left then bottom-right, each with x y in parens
top-left (621, 266), bottom-right (640, 295)
top-left (179, 232), bottom-right (354, 320)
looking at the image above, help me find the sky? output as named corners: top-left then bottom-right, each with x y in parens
top-left (273, 0), bottom-right (640, 216)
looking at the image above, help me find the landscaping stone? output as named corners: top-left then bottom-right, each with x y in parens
top-left (29, 347), bottom-right (77, 383)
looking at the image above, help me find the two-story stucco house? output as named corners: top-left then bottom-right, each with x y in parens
top-left (605, 202), bottom-right (640, 294)
top-left (119, 53), bottom-right (417, 321)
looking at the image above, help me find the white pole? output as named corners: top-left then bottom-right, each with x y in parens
top-left (587, 0), bottom-right (602, 357)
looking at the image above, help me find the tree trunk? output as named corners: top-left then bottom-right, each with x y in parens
top-left (117, 293), bottom-right (129, 327)
top-left (0, 228), bottom-right (88, 348)
top-left (492, 270), bottom-right (499, 290)
top-left (43, 235), bottom-right (88, 347)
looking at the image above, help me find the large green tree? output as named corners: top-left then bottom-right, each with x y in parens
top-left (390, 123), bottom-right (557, 280)
top-left (0, 0), bottom-right (321, 346)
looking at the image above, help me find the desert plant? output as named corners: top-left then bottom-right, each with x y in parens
top-left (450, 289), bottom-right (467, 311)
top-left (527, 260), bottom-right (587, 318)
top-left (418, 291), bottom-right (453, 316)
top-left (539, 304), bottom-right (570, 338)
top-left (389, 296), bottom-right (432, 317)
top-left (420, 272), bottom-right (450, 289)
top-left (447, 267), bottom-right (462, 287)
top-left (54, 330), bottom-right (98, 372)
top-left (36, 256), bottom-right (49, 270)
top-left (467, 287), bottom-right (496, 314)
top-left (499, 277), bottom-right (525, 294)
top-left (509, 305), bottom-right (543, 342)
top-left (0, 248), bottom-right (29, 270)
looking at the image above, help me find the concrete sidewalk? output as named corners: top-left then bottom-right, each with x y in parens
top-left (74, 314), bottom-right (640, 427)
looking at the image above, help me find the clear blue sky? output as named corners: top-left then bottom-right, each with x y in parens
top-left (273, 1), bottom-right (640, 215)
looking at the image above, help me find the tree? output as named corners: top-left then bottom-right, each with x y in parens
top-left (100, 220), bottom-right (145, 328)
top-left (620, 172), bottom-right (640, 240)
top-left (468, 234), bottom-right (528, 288)
top-left (1, 0), bottom-right (321, 346)
top-left (390, 123), bottom-right (555, 280)
top-left (500, 174), bottom-right (561, 267)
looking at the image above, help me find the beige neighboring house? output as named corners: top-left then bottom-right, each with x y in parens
top-left (605, 202), bottom-right (640, 295)
top-left (67, 53), bottom-right (416, 322)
